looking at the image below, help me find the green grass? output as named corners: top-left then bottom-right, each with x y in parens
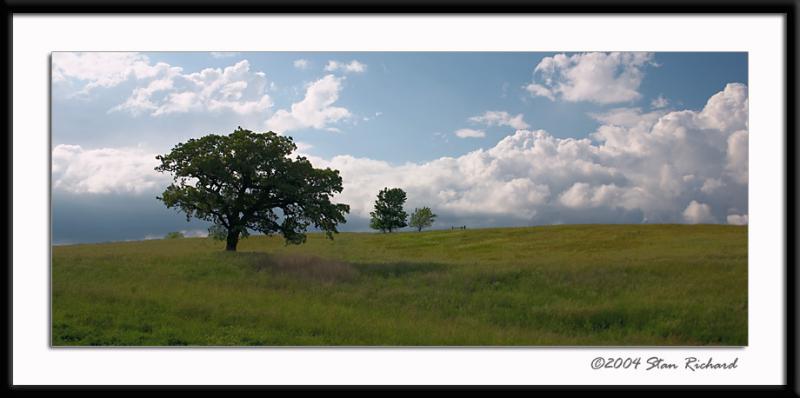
top-left (52, 224), bottom-right (747, 346)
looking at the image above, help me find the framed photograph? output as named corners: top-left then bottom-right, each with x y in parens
top-left (8, 1), bottom-right (797, 390)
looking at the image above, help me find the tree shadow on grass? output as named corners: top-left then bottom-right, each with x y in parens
top-left (235, 252), bottom-right (360, 283)
top-left (232, 252), bottom-right (448, 283)
top-left (352, 262), bottom-right (448, 278)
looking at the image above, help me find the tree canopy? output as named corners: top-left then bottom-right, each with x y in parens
top-left (369, 187), bottom-right (408, 233)
top-left (409, 207), bottom-right (437, 232)
top-left (155, 127), bottom-right (350, 251)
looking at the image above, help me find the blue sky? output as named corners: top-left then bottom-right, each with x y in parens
top-left (51, 52), bottom-right (748, 244)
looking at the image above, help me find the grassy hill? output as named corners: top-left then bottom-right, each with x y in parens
top-left (52, 224), bottom-right (747, 346)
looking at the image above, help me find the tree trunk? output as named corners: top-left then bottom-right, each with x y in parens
top-left (225, 229), bottom-right (239, 251)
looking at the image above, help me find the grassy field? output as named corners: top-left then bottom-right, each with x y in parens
top-left (52, 224), bottom-right (747, 346)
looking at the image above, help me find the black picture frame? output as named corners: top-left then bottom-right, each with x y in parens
top-left (4, 0), bottom-right (797, 392)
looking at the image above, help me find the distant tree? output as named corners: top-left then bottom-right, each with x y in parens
top-left (165, 231), bottom-right (184, 239)
top-left (409, 207), bottom-right (437, 232)
top-left (369, 187), bottom-right (408, 233)
top-left (155, 127), bottom-right (350, 251)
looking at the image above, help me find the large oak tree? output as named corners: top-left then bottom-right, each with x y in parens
top-left (155, 127), bottom-right (350, 251)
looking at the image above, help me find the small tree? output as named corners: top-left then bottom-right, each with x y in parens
top-left (165, 231), bottom-right (184, 239)
top-left (409, 207), bottom-right (437, 232)
top-left (155, 127), bottom-right (350, 251)
top-left (369, 187), bottom-right (408, 233)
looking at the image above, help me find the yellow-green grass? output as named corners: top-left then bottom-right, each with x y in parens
top-left (52, 224), bottom-right (747, 346)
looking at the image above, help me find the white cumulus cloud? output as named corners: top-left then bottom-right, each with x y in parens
top-left (324, 60), bottom-right (367, 73)
top-left (52, 52), bottom-right (178, 94)
top-left (526, 52), bottom-right (656, 104)
top-left (53, 83), bottom-right (748, 229)
top-left (52, 144), bottom-right (169, 194)
top-left (454, 128), bottom-right (486, 138)
top-left (265, 74), bottom-right (351, 133)
top-left (683, 201), bottom-right (716, 224)
top-left (727, 214), bottom-right (748, 225)
top-left (53, 53), bottom-right (273, 117)
top-left (468, 111), bottom-right (530, 130)
top-left (293, 59), bottom-right (310, 69)
top-left (651, 94), bottom-right (670, 109)
top-left (110, 59), bottom-right (273, 116)
top-left (304, 83), bottom-right (748, 226)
